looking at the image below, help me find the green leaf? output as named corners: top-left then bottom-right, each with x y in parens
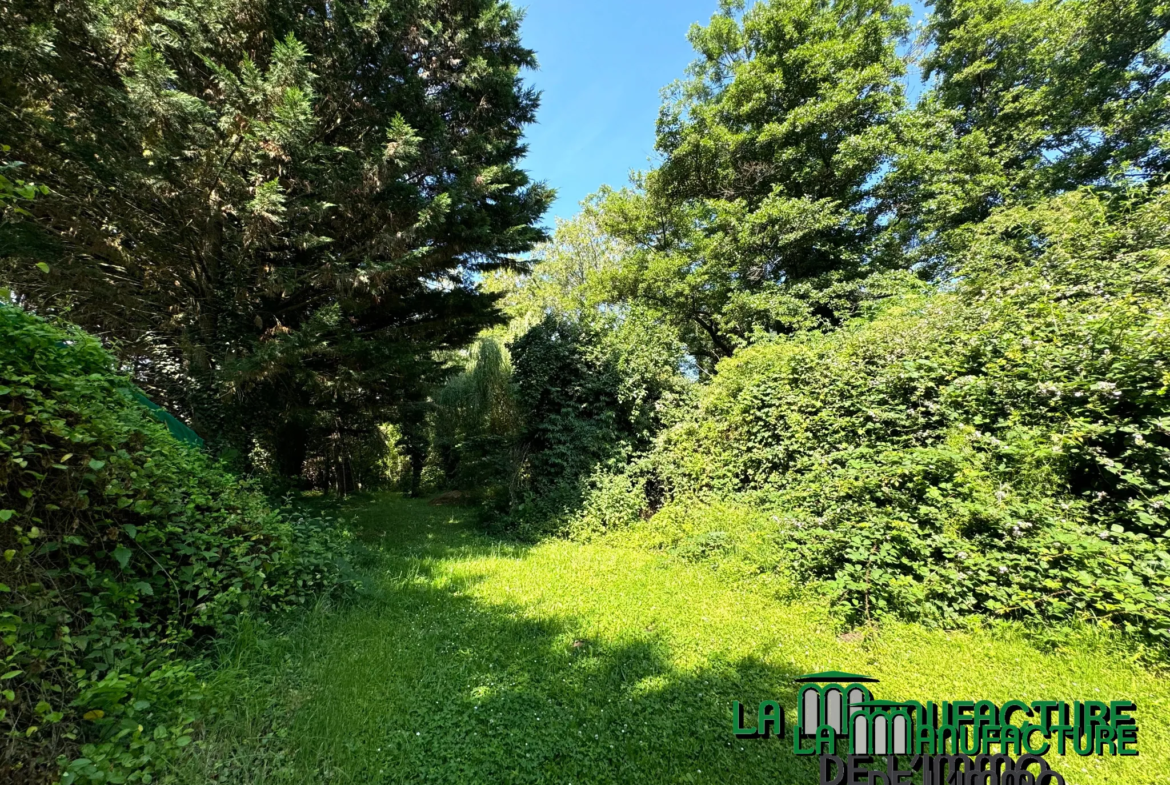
top-left (0, 510), bottom-right (13, 522)
top-left (113, 545), bottom-right (131, 569)
top-left (36, 262), bottom-right (50, 274)
top-left (88, 459), bottom-right (106, 471)
top-left (1, 670), bottom-right (23, 680)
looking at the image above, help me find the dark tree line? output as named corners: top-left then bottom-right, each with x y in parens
top-left (0, 0), bottom-right (552, 488)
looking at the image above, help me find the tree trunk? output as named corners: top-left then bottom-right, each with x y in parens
top-left (409, 451), bottom-right (424, 498)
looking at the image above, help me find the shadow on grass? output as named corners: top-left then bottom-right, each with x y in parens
top-left (176, 496), bottom-right (822, 785)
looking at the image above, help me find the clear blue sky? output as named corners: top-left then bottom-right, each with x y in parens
top-left (517, 0), bottom-right (718, 226)
top-left (515, 0), bottom-right (930, 228)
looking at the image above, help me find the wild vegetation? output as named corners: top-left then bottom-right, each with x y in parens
top-left (2, 0), bottom-right (1170, 782)
top-left (169, 493), bottom-right (1170, 785)
top-left (428, 0), bottom-right (1170, 644)
top-left (2, 0), bottom-right (551, 779)
top-left (0, 0), bottom-right (550, 490)
top-left (0, 306), bottom-right (348, 782)
top-left (577, 190), bottom-right (1170, 640)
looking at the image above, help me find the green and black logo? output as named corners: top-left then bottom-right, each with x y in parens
top-left (734, 672), bottom-right (1139, 784)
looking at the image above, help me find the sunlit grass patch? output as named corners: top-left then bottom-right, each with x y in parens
top-left (171, 494), bottom-right (1170, 784)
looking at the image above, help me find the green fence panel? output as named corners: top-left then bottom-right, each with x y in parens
top-left (127, 389), bottom-right (205, 449)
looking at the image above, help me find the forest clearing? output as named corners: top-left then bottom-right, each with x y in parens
top-left (3, 0), bottom-right (1170, 782)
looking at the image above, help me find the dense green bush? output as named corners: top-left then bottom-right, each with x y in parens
top-left (0, 306), bottom-right (349, 783)
top-left (577, 189), bottom-right (1170, 643)
top-left (499, 310), bottom-right (686, 536)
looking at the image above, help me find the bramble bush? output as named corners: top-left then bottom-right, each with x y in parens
top-left (0, 306), bottom-right (350, 783)
top-left (574, 188), bottom-right (1170, 644)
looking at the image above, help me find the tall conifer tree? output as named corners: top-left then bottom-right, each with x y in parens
top-left (0, 0), bottom-right (551, 476)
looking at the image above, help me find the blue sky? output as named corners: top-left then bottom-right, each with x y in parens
top-left (515, 0), bottom-right (930, 228)
top-left (517, 0), bottom-right (718, 226)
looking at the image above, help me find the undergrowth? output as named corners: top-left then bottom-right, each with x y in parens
top-left (0, 306), bottom-right (350, 783)
top-left (571, 190), bottom-right (1170, 644)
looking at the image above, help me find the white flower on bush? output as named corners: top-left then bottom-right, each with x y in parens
top-left (1091, 381), bottom-right (1122, 399)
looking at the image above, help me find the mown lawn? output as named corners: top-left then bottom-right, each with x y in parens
top-left (170, 494), bottom-right (1170, 784)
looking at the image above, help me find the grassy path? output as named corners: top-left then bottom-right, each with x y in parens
top-left (174, 494), bottom-right (1170, 784)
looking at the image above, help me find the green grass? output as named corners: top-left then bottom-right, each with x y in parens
top-left (169, 494), bottom-right (1170, 784)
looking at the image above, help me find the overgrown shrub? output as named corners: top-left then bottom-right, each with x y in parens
top-left (0, 306), bottom-right (350, 783)
top-left (505, 311), bottom-right (685, 536)
top-left (580, 189), bottom-right (1170, 642)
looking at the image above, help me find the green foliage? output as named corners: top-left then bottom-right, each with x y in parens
top-left (0, 146), bottom-right (48, 221)
top-left (501, 311), bottom-right (686, 536)
top-left (529, 0), bottom-right (1170, 367)
top-left (587, 189), bottom-right (1170, 642)
top-left (431, 338), bottom-right (522, 500)
top-left (0, 146), bottom-right (51, 300)
top-left (565, 0), bottom-right (912, 370)
top-left (0, 306), bottom-right (349, 782)
top-left (0, 0), bottom-right (551, 481)
top-left (881, 0), bottom-right (1170, 270)
top-left (488, 0), bottom-right (1170, 649)
top-left (506, 317), bottom-right (631, 533)
top-left (926, 0), bottom-right (1170, 191)
top-left (483, 210), bottom-right (629, 326)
